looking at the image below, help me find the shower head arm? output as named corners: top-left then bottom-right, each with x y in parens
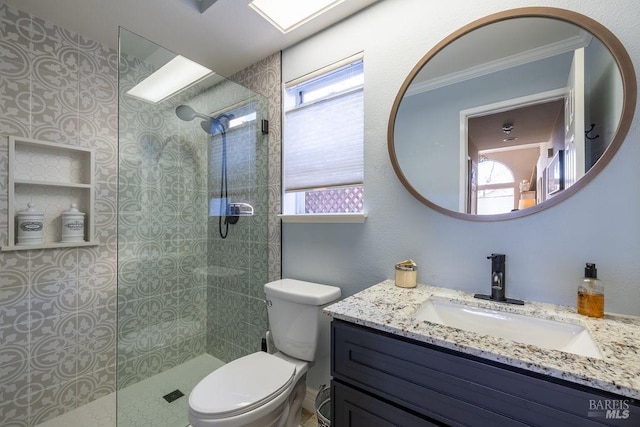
top-left (210, 113), bottom-right (234, 134)
top-left (176, 104), bottom-right (210, 122)
top-left (207, 118), bottom-right (225, 135)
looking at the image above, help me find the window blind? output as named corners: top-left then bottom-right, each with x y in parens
top-left (284, 87), bottom-right (363, 192)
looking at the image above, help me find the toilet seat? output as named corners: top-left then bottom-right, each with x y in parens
top-left (189, 352), bottom-right (296, 419)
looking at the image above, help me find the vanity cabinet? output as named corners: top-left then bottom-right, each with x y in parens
top-left (331, 320), bottom-right (639, 426)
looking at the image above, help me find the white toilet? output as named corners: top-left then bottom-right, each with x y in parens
top-left (188, 279), bottom-right (341, 427)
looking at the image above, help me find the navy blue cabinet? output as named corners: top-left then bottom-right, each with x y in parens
top-left (331, 320), bottom-right (639, 426)
top-left (332, 381), bottom-right (437, 427)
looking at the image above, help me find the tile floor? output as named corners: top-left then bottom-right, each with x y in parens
top-left (301, 408), bottom-right (319, 427)
top-left (35, 354), bottom-right (321, 427)
top-left (37, 354), bottom-right (224, 427)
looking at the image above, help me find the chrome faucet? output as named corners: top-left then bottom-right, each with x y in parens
top-left (474, 254), bottom-right (524, 305)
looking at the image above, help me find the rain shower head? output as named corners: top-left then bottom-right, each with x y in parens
top-left (175, 104), bottom-right (210, 122)
top-left (176, 104), bottom-right (235, 135)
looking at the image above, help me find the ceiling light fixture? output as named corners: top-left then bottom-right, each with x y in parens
top-left (127, 56), bottom-right (213, 104)
top-left (249, 0), bottom-right (345, 34)
top-left (502, 123), bottom-right (514, 134)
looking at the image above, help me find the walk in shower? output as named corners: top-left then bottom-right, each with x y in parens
top-left (117, 28), bottom-right (270, 426)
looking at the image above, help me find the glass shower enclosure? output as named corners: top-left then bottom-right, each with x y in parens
top-left (117, 28), bottom-right (269, 426)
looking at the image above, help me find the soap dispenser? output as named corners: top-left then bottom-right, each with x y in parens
top-left (577, 263), bottom-right (604, 318)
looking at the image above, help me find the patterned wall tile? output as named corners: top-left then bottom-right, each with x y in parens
top-left (75, 366), bottom-right (115, 407)
top-left (31, 13), bottom-right (80, 44)
top-left (0, 321), bottom-right (29, 365)
top-left (94, 179), bottom-right (117, 211)
top-left (78, 274), bottom-right (116, 310)
top-left (0, 397), bottom-right (29, 427)
top-left (78, 245), bottom-right (116, 278)
top-left (116, 326), bottom-right (147, 363)
top-left (117, 45), bottom-right (215, 385)
top-left (14, 144), bottom-right (86, 183)
top-left (0, 252), bottom-right (29, 290)
top-left (29, 346), bottom-right (78, 391)
top-left (115, 357), bottom-right (142, 390)
top-left (0, 61), bottom-right (31, 138)
top-left (0, 357), bottom-right (29, 402)
top-left (0, 1), bottom-right (31, 25)
top-left (0, 13), bottom-right (32, 139)
top-left (8, 11), bottom-right (276, 424)
top-left (29, 379), bottom-right (77, 425)
top-left (0, 5), bottom-right (118, 424)
top-left (29, 312), bottom-right (78, 357)
top-left (181, 51), bottom-right (282, 362)
top-left (0, 283), bottom-right (29, 327)
top-left (29, 248), bottom-right (78, 284)
top-left (29, 279), bottom-right (77, 319)
top-left (77, 306), bottom-right (116, 349)
top-left (30, 36), bottom-right (81, 145)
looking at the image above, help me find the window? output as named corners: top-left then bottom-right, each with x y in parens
top-left (283, 54), bottom-right (364, 215)
top-left (476, 160), bottom-right (515, 215)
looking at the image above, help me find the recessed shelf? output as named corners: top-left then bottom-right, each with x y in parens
top-left (5, 136), bottom-right (96, 250)
top-left (1, 241), bottom-right (99, 252)
top-left (14, 179), bottom-right (93, 188)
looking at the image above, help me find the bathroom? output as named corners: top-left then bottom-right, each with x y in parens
top-left (1, 0), bottom-right (638, 426)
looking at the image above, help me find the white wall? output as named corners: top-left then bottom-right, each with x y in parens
top-left (282, 0), bottom-right (640, 388)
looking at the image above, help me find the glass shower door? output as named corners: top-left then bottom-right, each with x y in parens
top-left (117, 28), bottom-right (269, 426)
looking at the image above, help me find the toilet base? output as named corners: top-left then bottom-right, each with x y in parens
top-left (283, 374), bottom-right (306, 427)
top-left (189, 374), bottom-right (307, 427)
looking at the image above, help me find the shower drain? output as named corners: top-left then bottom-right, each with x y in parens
top-left (163, 389), bottom-right (185, 403)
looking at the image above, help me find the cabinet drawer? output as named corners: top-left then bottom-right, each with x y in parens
top-left (332, 320), bottom-right (639, 426)
top-left (332, 381), bottom-right (437, 427)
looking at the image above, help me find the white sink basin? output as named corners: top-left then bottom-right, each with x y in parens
top-left (415, 297), bottom-right (602, 359)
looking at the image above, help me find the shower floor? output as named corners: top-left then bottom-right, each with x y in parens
top-left (36, 354), bottom-right (224, 427)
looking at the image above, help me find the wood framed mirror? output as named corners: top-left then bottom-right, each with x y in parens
top-left (388, 7), bottom-right (636, 220)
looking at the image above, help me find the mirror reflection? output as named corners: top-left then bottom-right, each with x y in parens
top-left (393, 16), bottom-right (625, 216)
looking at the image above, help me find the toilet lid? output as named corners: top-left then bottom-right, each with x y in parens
top-left (189, 352), bottom-right (296, 417)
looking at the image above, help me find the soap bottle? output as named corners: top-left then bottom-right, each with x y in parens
top-left (577, 263), bottom-right (604, 318)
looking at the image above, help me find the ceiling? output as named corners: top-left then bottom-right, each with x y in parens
top-left (4, 0), bottom-right (380, 77)
top-left (468, 99), bottom-right (564, 151)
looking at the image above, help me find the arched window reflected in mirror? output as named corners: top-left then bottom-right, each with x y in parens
top-left (476, 159), bottom-right (515, 215)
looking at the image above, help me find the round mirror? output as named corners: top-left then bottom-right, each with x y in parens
top-left (388, 7), bottom-right (636, 220)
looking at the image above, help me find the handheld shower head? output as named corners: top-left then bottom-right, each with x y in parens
top-left (176, 105), bottom-right (239, 239)
top-left (175, 104), bottom-right (210, 122)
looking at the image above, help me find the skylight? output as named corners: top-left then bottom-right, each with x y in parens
top-left (126, 55), bottom-right (213, 104)
top-left (249, 0), bottom-right (344, 33)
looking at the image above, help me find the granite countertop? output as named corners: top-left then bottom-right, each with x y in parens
top-left (324, 280), bottom-right (640, 399)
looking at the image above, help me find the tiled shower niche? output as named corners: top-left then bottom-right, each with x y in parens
top-left (4, 136), bottom-right (97, 250)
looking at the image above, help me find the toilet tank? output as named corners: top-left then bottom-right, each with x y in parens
top-left (264, 279), bottom-right (341, 362)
